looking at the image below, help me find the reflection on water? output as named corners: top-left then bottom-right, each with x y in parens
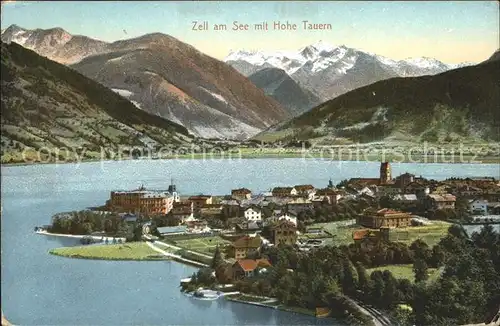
top-left (44, 235), bottom-right (83, 247)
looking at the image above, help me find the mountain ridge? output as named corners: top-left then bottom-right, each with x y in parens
top-left (255, 59), bottom-right (500, 144)
top-left (1, 24), bottom-right (290, 140)
top-left (1, 41), bottom-right (197, 164)
top-left (224, 41), bottom-right (476, 102)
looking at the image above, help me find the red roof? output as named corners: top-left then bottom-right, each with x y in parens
top-left (353, 229), bottom-right (369, 240)
top-left (235, 258), bottom-right (271, 272)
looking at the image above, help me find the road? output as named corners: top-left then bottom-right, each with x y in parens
top-left (145, 241), bottom-right (208, 268)
top-left (345, 296), bottom-right (392, 326)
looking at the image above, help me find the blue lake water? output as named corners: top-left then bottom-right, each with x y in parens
top-left (2, 159), bottom-right (499, 325)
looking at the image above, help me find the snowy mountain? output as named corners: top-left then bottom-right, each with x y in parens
top-left (225, 41), bottom-right (475, 101)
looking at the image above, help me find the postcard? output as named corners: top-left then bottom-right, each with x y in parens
top-left (1, 1), bottom-right (499, 326)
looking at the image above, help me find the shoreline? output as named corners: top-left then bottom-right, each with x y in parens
top-left (2, 153), bottom-right (500, 167)
top-left (35, 230), bottom-right (126, 242)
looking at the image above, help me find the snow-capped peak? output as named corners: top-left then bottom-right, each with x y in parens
top-left (402, 57), bottom-right (445, 69)
top-left (310, 40), bottom-right (336, 53)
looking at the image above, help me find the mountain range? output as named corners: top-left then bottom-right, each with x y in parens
top-left (1, 41), bottom-right (196, 164)
top-left (255, 58), bottom-right (500, 144)
top-left (224, 41), bottom-right (474, 102)
top-left (1, 25), bottom-right (289, 140)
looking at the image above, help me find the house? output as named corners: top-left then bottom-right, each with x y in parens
top-left (199, 204), bottom-right (223, 219)
top-left (231, 188), bottom-right (252, 201)
top-left (221, 199), bottom-right (241, 218)
top-left (184, 216), bottom-right (209, 232)
top-left (315, 188), bottom-right (342, 205)
top-left (377, 184), bottom-right (403, 198)
top-left (393, 194), bottom-right (418, 204)
top-left (232, 259), bottom-right (272, 279)
top-left (469, 199), bottom-right (489, 215)
top-left (271, 220), bottom-right (298, 246)
top-left (272, 187), bottom-right (297, 197)
top-left (404, 182), bottom-right (430, 197)
top-left (425, 194), bottom-right (456, 210)
top-left (244, 206), bottom-right (262, 221)
top-left (235, 220), bottom-right (262, 233)
top-left (357, 208), bottom-right (412, 229)
top-left (294, 184), bottom-right (316, 199)
top-left (170, 202), bottom-right (194, 223)
top-left (395, 173), bottom-right (415, 189)
top-left (266, 212), bottom-right (298, 226)
top-left (231, 235), bottom-right (263, 259)
top-left (188, 195), bottom-right (213, 213)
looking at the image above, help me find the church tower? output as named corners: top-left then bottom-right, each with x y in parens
top-left (379, 162), bottom-right (391, 184)
top-left (168, 178), bottom-right (180, 202)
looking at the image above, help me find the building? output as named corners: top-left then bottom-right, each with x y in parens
top-left (271, 220), bottom-right (298, 246)
top-left (380, 162), bottom-right (392, 185)
top-left (357, 208), bottom-right (412, 229)
top-left (231, 235), bottom-right (263, 259)
top-left (395, 173), bottom-right (415, 189)
top-left (294, 185), bottom-right (316, 199)
top-left (231, 188), bottom-right (252, 201)
top-left (157, 225), bottom-right (188, 236)
top-left (188, 195), bottom-right (213, 213)
top-left (106, 186), bottom-right (174, 215)
top-left (393, 194), bottom-right (418, 204)
top-left (199, 204), bottom-right (223, 219)
top-left (232, 259), bottom-right (271, 279)
top-left (221, 199), bottom-right (241, 218)
top-left (266, 212), bottom-right (298, 226)
top-left (244, 206), bottom-right (262, 221)
top-left (170, 202), bottom-right (194, 223)
top-left (469, 199), bottom-right (489, 215)
top-left (315, 188), bottom-right (342, 205)
top-left (272, 187), bottom-right (297, 197)
top-left (425, 194), bottom-right (456, 210)
top-left (376, 184), bottom-right (403, 198)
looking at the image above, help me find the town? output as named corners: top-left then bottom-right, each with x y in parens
top-left (44, 162), bottom-right (500, 326)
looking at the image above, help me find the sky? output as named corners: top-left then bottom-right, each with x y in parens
top-left (1, 1), bottom-right (499, 63)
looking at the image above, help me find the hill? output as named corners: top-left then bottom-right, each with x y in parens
top-left (255, 60), bottom-right (500, 144)
top-left (2, 25), bottom-right (289, 140)
top-left (0, 41), bottom-right (194, 164)
top-left (248, 68), bottom-right (321, 116)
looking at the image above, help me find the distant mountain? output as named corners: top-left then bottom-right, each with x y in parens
top-left (1, 25), bottom-right (289, 140)
top-left (224, 41), bottom-right (475, 101)
top-left (1, 24), bottom-right (108, 64)
top-left (256, 60), bottom-right (500, 144)
top-left (0, 41), bottom-right (194, 164)
top-left (248, 68), bottom-right (321, 116)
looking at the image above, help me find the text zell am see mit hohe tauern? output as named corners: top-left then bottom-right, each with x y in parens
top-left (192, 20), bottom-right (332, 31)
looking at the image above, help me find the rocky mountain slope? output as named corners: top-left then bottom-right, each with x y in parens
top-left (225, 41), bottom-right (474, 102)
top-left (1, 41), bottom-right (195, 164)
top-left (255, 60), bottom-right (500, 144)
top-left (248, 68), bottom-right (321, 116)
top-left (1, 25), bottom-right (289, 140)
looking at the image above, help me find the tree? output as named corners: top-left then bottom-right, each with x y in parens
top-left (413, 258), bottom-right (429, 283)
top-left (355, 262), bottom-right (369, 293)
top-left (215, 263), bottom-right (232, 284)
top-left (211, 245), bottom-right (224, 269)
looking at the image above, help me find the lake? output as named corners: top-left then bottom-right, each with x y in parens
top-left (2, 159), bottom-right (499, 325)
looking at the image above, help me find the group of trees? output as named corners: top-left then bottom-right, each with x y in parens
top-left (49, 210), bottom-right (142, 241)
top-left (184, 224), bottom-right (499, 326)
